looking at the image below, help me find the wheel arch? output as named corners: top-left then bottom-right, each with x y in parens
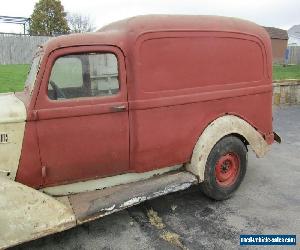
top-left (230, 133), bottom-right (249, 148)
top-left (186, 115), bottom-right (270, 182)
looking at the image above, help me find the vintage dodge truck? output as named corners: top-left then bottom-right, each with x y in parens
top-left (0, 15), bottom-right (280, 248)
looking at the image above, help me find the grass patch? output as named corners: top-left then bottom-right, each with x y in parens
top-left (161, 231), bottom-right (187, 250)
top-left (0, 64), bottom-right (29, 93)
top-left (146, 208), bottom-right (187, 249)
top-left (273, 64), bottom-right (300, 80)
top-left (147, 208), bottom-right (165, 229)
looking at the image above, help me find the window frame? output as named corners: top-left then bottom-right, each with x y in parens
top-left (35, 45), bottom-right (127, 110)
top-left (48, 53), bottom-right (120, 101)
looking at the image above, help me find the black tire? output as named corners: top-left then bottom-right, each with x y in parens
top-left (200, 136), bottom-right (247, 200)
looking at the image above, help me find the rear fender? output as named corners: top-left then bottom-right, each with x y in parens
top-left (186, 115), bottom-right (270, 181)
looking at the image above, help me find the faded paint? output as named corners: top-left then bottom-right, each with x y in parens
top-left (0, 122), bottom-right (25, 180)
top-left (41, 165), bottom-right (182, 196)
top-left (0, 93), bottom-right (26, 123)
top-left (0, 177), bottom-right (76, 249)
top-left (16, 15), bottom-right (273, 188)
top-left (0, 171), bottom-right (196, 248)
top-left (186, 115), bottom-right (270, 181)
top-left (0, 93), bottom-right (26, 180)
top-left (0, 15), bottom-right (276, 249)
top-left (68, 171), bottom-right (197, 224)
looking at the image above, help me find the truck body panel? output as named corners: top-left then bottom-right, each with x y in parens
top-left (14, 15), bottom-right (273, 188)
top-left (0, 15), bottom-right (277, 247)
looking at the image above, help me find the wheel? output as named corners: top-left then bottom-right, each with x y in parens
top-left (200, 136), bottom-right (247, 200)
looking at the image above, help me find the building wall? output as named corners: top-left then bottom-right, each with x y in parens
top-left (271, 38), bottom-right (288, 64)
top-left (288, 36), bottom-right (300, 46)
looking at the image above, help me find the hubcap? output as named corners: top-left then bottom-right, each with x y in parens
top-left (215, 152), bottom-right (240, 187)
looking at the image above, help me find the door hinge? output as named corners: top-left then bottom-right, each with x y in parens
top-left (42, 166), bottom-right (47, 178)
top-left (32, 110), bottom-right (39, 121)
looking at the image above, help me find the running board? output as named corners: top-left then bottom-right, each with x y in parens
top-left (68, 171), bottom-right (198, 224)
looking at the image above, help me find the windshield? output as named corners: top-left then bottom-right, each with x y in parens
top-left (24, 55), bottom-right (41, 93)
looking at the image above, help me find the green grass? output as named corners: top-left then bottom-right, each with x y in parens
top-left (273, 64), bottom-right (300, 81)
top-left (0, 64), bottom-right (29, 93)
top-left (0, 64), bottom-right (299, 93)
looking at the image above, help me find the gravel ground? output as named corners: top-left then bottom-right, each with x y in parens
top-left (12, 106), bottom-right (300, 250)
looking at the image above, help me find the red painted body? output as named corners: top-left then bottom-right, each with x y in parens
top-left (15, 15), bottom-right (273, 188)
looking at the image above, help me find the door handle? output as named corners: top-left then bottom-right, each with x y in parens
top-left (111, 105), bottom-right (127, 112)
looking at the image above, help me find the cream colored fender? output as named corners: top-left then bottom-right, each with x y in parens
top-left (0, 93), bottom-right (27, 180)
top-left (0, 177), bottom-right (76, 249)
top-left (186, 115), bottom-right (270, 182)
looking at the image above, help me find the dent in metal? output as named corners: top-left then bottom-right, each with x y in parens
top-left (0, 177), bottom-right (76, 249)
top-left (41, 164), bottom-right (183, 196)
top-left (119, 182), bottom-right (192, 209)
top-left (0, 171), bottom-right (197, 248)
top-left (120, 197), bottom-right (147, 208)
top-left (186, 115), bottom-right (270, 181)
top-left (99, 204), bottom-right (116, 212)
top-left (110, 182), bottom-right (194, 215)
top-left (68, 171), bottom-right (197, 224)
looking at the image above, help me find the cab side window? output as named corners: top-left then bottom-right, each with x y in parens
top-left (48, 53), bottom-right (119, 100)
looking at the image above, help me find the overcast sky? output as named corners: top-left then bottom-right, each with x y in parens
top-left (0, 0), bottom-right (299, 33)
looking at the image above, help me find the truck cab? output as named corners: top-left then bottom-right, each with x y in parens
top-left (0, 15), bottom-right (278, 248)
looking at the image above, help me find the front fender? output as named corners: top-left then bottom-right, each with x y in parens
top-left (0, 177), bottom-right (76, 249)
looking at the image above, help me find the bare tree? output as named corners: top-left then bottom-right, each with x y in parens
top-left (67, 13), bottom-right (94, 33)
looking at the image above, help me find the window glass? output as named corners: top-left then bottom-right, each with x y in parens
top-left (48, 53), bottom-right (119, 100)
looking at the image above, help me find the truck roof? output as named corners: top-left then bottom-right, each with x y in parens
top-left (42, 15), bottom-right (269, 56)
top-left (99, 15), bottom-right (267, 37)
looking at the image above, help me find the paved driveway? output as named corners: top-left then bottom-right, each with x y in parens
top-left (13, 106), bottom-right (300, 250)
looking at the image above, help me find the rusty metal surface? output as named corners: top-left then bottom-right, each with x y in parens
top-left (7, 106), bottom-right (297, 250)
top-left (16, 15), bottom-right (273, 189)
top-left (186, 115), bottom-right (270, 182)
top-left (41, 165), bottom-right (182, 196)
top-left (0, 177), bottom-right (76, 249)
top-left (68, 171), bottom-right (198, 224)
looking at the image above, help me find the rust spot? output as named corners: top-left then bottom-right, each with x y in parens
top-left (199, 155), bottom-right (203, 162)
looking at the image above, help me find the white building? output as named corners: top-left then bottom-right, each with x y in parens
top-left (288, 25), bottom-right (300, 46)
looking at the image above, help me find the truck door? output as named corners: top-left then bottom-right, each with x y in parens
top-left (34, 46), bottom-right (129, 187)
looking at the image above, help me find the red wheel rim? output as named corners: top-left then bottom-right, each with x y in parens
top-left (215, 152), bottom-right (240, 187)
